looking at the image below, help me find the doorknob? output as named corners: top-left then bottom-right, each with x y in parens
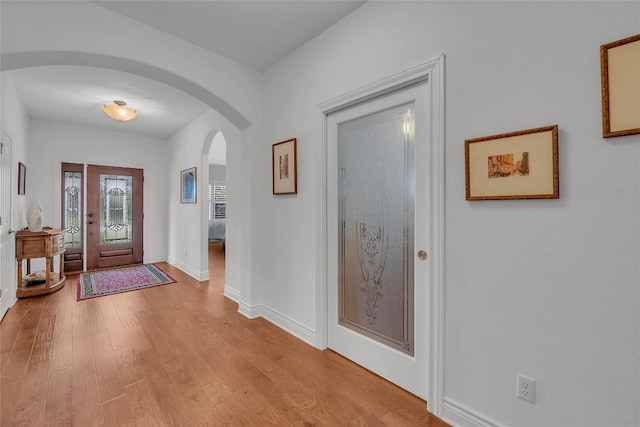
top-left (417, 250), bottom-right (428, 260)
top-left (8, 229), bottom-right (15, 234)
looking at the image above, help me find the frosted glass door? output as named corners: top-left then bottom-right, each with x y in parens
top-left (327, 83), bottom-right (429, 399)
top-left (338, 104), bottom-right (414, 354)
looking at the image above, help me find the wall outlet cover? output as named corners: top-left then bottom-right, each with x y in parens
top-left (517, 374), bottom-right (536, 403)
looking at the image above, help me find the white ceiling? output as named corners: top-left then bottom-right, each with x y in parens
top-left (8, 66), bottom-right (211, 139)
top-left (7, 0), bottom-right (366, 139)
top-left (92, 0), bottom-right (366, 72)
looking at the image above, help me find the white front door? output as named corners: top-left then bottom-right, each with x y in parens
top-left (0, 128), bottom-right (14, 320)
top-left (327, 83), bottom-right (431, 399)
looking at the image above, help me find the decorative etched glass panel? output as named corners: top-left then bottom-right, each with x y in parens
top-left (338, 103), bottom-right (415, 355)
top-left (63, 171), bottom-right (82, 248)
top-left (100, 174), bottom-right (133, 244)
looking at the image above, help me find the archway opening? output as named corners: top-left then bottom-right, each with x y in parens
top-left (203, 131), bottom-right (227, 283)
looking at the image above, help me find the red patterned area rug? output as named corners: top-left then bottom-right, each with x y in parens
top-left (77, 264), bottom-right (176, 301)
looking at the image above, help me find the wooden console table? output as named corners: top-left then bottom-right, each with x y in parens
top-left (16, 228), bottom-right (66, 298)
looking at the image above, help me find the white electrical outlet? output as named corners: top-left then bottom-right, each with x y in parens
top-left (517, 374), bottom-right (536, 403)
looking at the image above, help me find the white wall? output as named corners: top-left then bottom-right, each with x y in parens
top-left (27, 119), bottom-right (169, 265)
top-left (1, 72), bottom-right (30, 309)
top-left (259, 2), bottom-right (640, 427)
top-left (166, 109), bottom-right (242, 300)
top-left (209, 164), bottom-right (225, 183)
top-left (208, 130), bottom-right (227, 165)
top-left (1, 73), bottom-right (29, 230)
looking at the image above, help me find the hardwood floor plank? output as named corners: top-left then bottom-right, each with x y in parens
top-left (124, 379), bottom-right (161, 421)
top-left (92, 332), bottom-right (126, 403)
top-left (0, 246), bottom-right (449, 427)
top-left (102, 394), bottom-right (136, 427)
top-left (1, 348), bottom-right (31, 384)
top-left (113, 346), bottom-right (145, 387)
top-left (72, 373), bottom-right (104, 426)
top-left (71, 334), bottom-right (96, 380)
top-left (50, 338), bottom-right (73, 373)
top-left (1, 379), bottom-right (22, 426)
top-left (1, 316), bottom-right (24, 354)
top-left (43, 367), bottom-right (73, 426)
top-left (133, 411), bottom-right (168, 427)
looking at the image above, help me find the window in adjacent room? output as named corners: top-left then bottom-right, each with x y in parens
top-left (209, 182), bottom-right (226, 220)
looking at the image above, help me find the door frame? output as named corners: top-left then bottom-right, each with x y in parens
top-left (316, 55), bottom-right (445, 415)
top-left (0, 125), bottom-right (16, 321)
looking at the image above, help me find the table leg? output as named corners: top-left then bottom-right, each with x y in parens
top-left (45, 257), bottom-right (51, 287)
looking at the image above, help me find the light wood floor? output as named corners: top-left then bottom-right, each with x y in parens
top-left (1, 241), bottom-right (449, 426)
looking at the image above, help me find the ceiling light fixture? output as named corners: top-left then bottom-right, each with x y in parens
top-left (102, 100), bottom-right (137, 121)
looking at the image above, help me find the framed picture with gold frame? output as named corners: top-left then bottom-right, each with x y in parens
top-left (272, 138), bottom-right (297, 195)
top-left (465, 125), bottom-right (559, 200)
top-left (600, 33), bottom-right (640, 138)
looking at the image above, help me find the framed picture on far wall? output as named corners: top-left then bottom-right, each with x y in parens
top-left (465, 125), bottom-right (559, 200)
top-left (272, 137), bottom-right (297, 195)
top-left (600, 33), bottom-right (640, 138)
top-left (18, 162), bottom-right (26, 195)
top-left (180, 167), bottom-right (197, 203)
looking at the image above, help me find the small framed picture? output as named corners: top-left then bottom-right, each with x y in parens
top-left (272, 138), bottom-right (297, 195)
top-left (600, 34), bottom-right (640, 138)
top-left (18, 162), bottom-right (26, 195)
top-left (180, 167), bottom-right (197, 203)
top-left (465, 125), bottom-right (559, 200)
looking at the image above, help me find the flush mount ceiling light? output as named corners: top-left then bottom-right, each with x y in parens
top-left (102, 100), bottom-right (137, 121)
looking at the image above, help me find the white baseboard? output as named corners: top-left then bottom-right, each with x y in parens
top-left (223, 285), bottom-right (240, 302)
top-left (144, 254), bottom-right (167, 264)
top-left (237, 302), bottom-right (316, 346)
top-left (0, 292), bottom-right (16, 322)
top-left (442, 398), bottom-right (503, 427)
top-left (167, 257), bottom-right (209, 282)
top-left (238, 301), bottom-right (261, 319)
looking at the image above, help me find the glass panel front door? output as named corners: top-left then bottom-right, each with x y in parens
top-left (87, 165), bottom-right (143, 270)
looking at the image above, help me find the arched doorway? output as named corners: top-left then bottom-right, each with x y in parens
top-left (2, 51), bottom-right (251, 306)
top-left (202, 131), bottom-right (227, 284)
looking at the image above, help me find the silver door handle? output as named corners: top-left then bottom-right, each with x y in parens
top-left (8, 229), bottom-right (15, 234)
top-left (417, 250), bottom-right (428, 260)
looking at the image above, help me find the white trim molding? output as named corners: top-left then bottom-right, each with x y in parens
top-left (442, 398), bottom-right (505, 427)
top-left (223, 285), bottom-right (240, 302)
top-left (167, 256), bottom-right (209, 282)
top-left (316, 54), bottom-right (446, 416)
top-left (237, 303), bottom-right (316, 347)
top-left (144, 255), bottom-right (167, 265)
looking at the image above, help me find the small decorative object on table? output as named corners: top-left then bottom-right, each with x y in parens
top-left (27, 201), bottom-right (43, 231)
top-left (24, 271), bottom-right (46, 283)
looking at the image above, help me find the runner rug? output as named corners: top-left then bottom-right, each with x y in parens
top-left (77, 264), bottom-right (176, 301)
